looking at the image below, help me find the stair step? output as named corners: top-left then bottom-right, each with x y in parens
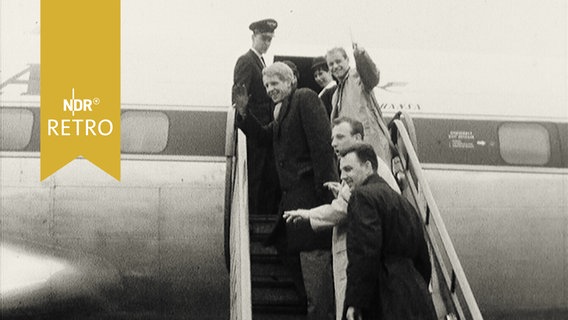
top-left (251, 258), bottom-right (290, 278)
top-left (253, 304), bottom-right (307, 317)
top-left (250, 233), bottom-right (270, 242)
top-left (252, 275), bottom-right (296, 288)
top-left (249, 216), bottom-right (277, 235)
top-left (249, 214), bottom-right (279, 222)
top-left (252, 286), bottom-right (305, 306)
top-left (251, 254), bottom-right (281, 264)
top-left (249, 215), bottom-right (306, 317)
top-left (250, 225), bottom-right (273, 236)
top-left (250, 241), bottom-right (278, 256)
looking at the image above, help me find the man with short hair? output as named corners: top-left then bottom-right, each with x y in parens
top-left (326, 44), bottom-right (392, 167)
top-left (233, 19), bottom-right (280, 218)
top-left (340, 143), bottom-right (436, 320)
top-left (330, 117), bottom-right (398, 190)
top-left (311, 56), bottom-right (336, 117)
top-left (281, 60), bottom-right (300, 90)
top-left (234, 62), bottom-right (337, 320)
top-left (283, 117), bottom-right (399, 319)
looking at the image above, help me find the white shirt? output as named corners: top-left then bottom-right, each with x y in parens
top-left (251, 48), bottom-right (265, 67)
top-left (318, 80), bottom-right (337, 98)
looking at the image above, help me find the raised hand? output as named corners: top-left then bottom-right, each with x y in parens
top-left (352, 42), bottom-right (365, 55)
top-left (232, 83), bottom-right (249, 117)
top-left (323, 181), bottom-right (341, 198)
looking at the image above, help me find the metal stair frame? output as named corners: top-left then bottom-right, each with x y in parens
top-left (392, 118), bottom-right (484, 320)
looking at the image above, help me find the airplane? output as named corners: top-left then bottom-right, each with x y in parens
top-left (1, 1), bottom-right (567, 319)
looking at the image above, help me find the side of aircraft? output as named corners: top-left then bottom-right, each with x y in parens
top-left (1, 102), bottom-right (230, 318)
top-left (1, 92), bottom-right (567, 319)
top-left (1, 2), bottom-right (566, 316)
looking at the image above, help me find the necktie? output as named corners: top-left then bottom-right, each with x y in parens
top-left (273, 102), bottom-right (282, 121)
top-left (333, 83), bottom-right (344, 119)
top-left (260, 56), bottom-right (266, 68)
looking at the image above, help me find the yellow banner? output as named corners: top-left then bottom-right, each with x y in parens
top-left (41, 0), bottom-right (120, 181)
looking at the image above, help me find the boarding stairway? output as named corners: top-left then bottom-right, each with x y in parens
top-left (248, 216), bottom-right (307, 317)
top-left (224, 109), bottom-right (484, 320)
top-left (224, 109), bottom-right (306, 320)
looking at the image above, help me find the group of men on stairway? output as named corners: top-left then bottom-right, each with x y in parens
top-left (233, 18), bottom-right (437, 320)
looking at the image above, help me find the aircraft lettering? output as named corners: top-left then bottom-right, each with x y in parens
top-left (450, 140), bottom-right (475, 149)
top-left (449, 130), bottom-right (475, 149)
top-left (379, 103), bottom-right (421, 111)
top-left (448, 130), bottom-right (474, 140)
top-left (0, 64), bottom-right (40, 96)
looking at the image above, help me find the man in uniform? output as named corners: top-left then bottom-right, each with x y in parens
top-left (233, 19), bottom-right (280, 217)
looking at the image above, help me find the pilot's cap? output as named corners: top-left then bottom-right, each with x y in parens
top-left (311, 56), bottom-right (328, 72)
top-left (249, 19), bottom-right (278, 34)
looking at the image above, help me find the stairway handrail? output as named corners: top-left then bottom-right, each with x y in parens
top-left (225, 106), bottom-right (253, 320)
top-left (224, 109), bottom-right (237, 271)
top-left (393, 119), bottom-right (484, 320)
top-left (228, 129), bottom-right (253, 320)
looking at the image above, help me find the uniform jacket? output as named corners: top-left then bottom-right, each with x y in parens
top-left (234, 49), bottom-right (272, 123)
top-left (233, 49), bottom-right (280, 217)
top-left (330, 50), bottom-right (392, 166)
top-left (238, 88), bottom-right (338, 252)
top-left (344, 174), bottom-right (436, 320)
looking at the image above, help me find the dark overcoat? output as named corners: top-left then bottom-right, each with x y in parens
top-left (233, 49), bottom-right (280, 217)
top-left (238, 88), bottom-right (338, 252)
top-left (344, 174), bottom-right (437, 320)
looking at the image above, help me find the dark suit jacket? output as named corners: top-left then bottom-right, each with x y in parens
top-left (238, 88), bottom-right (338, 252)
top-left (234, 49), bottom-right (272, 124)
top-left (319, 84), bottom-right (337, 118)
top-left (344, 174), bottom-right (436, 320)
top-left (233, 49), bottom-right (280, 217)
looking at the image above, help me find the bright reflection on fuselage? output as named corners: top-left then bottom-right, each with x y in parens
top-left (0, 243), bottom-right (68, 294)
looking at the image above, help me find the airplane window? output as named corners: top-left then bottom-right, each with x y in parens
top-left (0, 108), bottom-right (34, 150)
top-left (498, 123), bottom-right (550, 165)
top-left (121, 111), bottom-right (169, 153)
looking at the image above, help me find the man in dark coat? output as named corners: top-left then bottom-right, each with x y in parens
top-left (340, 143), bottom-right (437, 320)
top-left (234, 62), bottom-right (337, 319)
top-left (233, 18), bottom-right (280, 217)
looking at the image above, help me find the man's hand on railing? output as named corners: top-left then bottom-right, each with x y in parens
top-left (232, 83), bottom-right (249, 117)
top-left (392, 155), bottom-right (407, 191)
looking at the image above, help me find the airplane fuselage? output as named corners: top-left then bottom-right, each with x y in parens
top-left (1, 102), bottom-right (567, 319)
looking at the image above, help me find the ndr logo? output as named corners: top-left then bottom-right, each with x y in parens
top-left (48, 88), bottom-right (112, 137)
top-left (64, 88), bottom-right (100, 116)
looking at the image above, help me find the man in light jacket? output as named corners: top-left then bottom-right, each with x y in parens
top-left (326, 44), bottom-right (392, 168)
top-left (283, 116), bottom-right (400, 320)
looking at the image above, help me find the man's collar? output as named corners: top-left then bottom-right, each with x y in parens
top-left (324, 80), bottom-right (337, 90)
top-left (361, 173), bottom-right (380, 186)
top-left (250, 48), bottom-right (263, 59)
top-left (335, 67), bottom-right (351, 84)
